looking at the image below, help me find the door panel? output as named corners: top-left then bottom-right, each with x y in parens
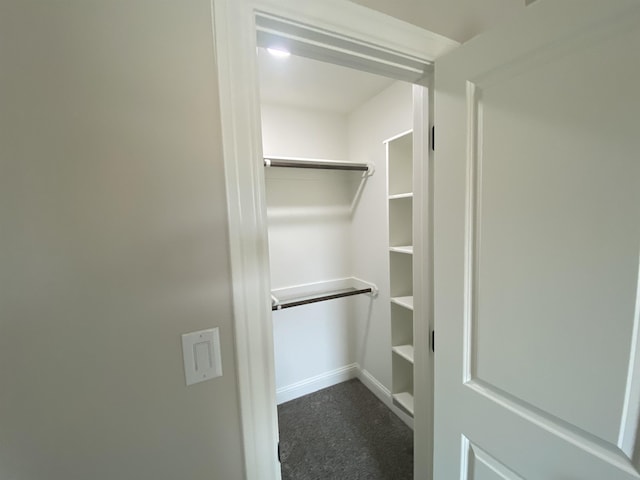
top-left (473, 22), bottom-right (639, 443)
top-left (463, 437), bottom-right (525, 480)
top-left (434, 1), bottom-right (640, 478)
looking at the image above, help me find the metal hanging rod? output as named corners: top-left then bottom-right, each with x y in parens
top-left (264, 157), bottom-right (373, 174)
top-left (272, 287), bottom-right (373, 311)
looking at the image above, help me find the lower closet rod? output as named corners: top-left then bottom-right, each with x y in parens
top-left (272, 288), bottom-right (372, 311)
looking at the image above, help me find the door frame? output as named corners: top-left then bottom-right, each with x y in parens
top-left (210, 1), bottom-right (458, 478)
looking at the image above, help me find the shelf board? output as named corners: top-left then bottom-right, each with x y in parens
top-left (271, 278), bottom-right (378, 311)
top-left (272, 287), bottom-right (371, 311)
top-left (391, 296), bottom-right (414, 310)
top-left (388, 192), bottom-right (413, 200)
top-left (389, 245), bottom-right (413, 254)
top-left (393, 392), bottom-right (414, 416)
top-left (392, 345), bottom-right (414, 363)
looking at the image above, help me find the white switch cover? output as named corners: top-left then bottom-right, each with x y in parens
top-left (182, 328), bottom-right (222, 386)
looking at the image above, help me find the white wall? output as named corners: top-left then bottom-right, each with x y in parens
top-left (261, 104), bottom-right (360, 399)
top-left (262, 83), bottom-right (413, 401)
top-left (349, 81), bottom-right (414, 391)
top-left (261, 104), bottom-right (348, 160)
top-left (0, 2), bottom-right (244, 479)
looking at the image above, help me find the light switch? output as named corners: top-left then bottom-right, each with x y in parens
top-left (182, 328), bottom-right (222, 386)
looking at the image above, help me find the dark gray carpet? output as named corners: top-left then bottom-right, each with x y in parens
top-left (278, 379), bottom-right (413, 480)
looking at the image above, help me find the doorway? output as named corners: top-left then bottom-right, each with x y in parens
top-left (210, 1), bottom-right (457, 478)
top-left (258, 45), bottom-right (415, 477)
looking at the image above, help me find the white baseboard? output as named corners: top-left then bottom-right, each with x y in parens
top-left (357, 367), bottom-right (414, 429)
top-left (276, 363), bottom-right (358, 405)
top-left (276, 364), bottom-right (414, 429)
top-left (356, 367), bottom-right (390, 405)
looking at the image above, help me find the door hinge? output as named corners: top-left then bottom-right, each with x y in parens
top-left (430, 126), bottom-right (435, 151)
top-left (277, 442), bottom-right (281, 463)
top-left (431, 330), bottom-right (435, 353)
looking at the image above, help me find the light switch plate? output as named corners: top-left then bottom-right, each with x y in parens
top-left (182, 328), bottom-right (222, 386)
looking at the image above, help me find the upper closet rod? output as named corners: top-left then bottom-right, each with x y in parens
top-left (264, 157), bottom-right (374, 174)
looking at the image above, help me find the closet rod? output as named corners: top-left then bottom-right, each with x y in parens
top-left (272, 288), bottom-right (372, 311)
top-left (264, 157), bottom-right (371, 172)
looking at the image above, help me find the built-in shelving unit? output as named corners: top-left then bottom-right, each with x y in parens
top-left (386, 130), bottom-right (414, 417)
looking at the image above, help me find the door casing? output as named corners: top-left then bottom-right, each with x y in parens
top-left (210, 1), bottom-right (458, 478)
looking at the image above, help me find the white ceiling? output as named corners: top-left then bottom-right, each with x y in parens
top-left (350, 0), bottom-right (526, 43)
top-left (256, 1), bottom-right (529, 114)
top-left (257, 47), bottom-right (396, 115)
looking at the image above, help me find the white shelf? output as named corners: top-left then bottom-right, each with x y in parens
top-left (393, 392), bottom-right (414, 415)
top-left (391, 296), bottom-right (414, 311)
top-left (392, 345), bottom-right (414, 364)
top-left (389, 192), bottom-right (413, 200)
top-left (389, 245), bottom-right (413, 255)
top-left (271, 277), bottom-right (378, 310)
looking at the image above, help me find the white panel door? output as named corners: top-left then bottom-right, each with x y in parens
top-left (433, 1), bottom-right (640, 478)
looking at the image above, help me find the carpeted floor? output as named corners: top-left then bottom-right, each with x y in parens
top-left (277, 379), bottom-right (413, 480)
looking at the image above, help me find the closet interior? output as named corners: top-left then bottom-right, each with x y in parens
top-left (258, 46), bottom-right (423, 429)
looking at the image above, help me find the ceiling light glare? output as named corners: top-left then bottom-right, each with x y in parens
top-left (267, 47), bottom-right (291, 58)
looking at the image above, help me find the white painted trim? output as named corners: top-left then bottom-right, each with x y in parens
top-left (255, 12), bottom-right (431, 83)
top-left (412, 83), bottom-right (434, 480)
top-left (252, 0), bottom-right (458, 63)
top-left (214, 0), bottom-right (456, 478)
top-left (358, 368), bottom-right (414, 429)
top-left (276, 364), bottom-right (359, 404)
top-left (357, 367), bottom-right (389, 403)
top-left (277, 364), bottom-right (415, 428)
top-left (210, 1), bottom-right (280, 479)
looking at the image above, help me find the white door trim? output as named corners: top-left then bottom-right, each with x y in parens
top-left (412, 81), bottom-right (435, 479)
top-left (210, 1), bottom-right (458, 478)
top-left (252, 0), bottom-right (457, 62)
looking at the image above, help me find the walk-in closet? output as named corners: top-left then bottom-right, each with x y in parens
top-left (257, 45), bottom-right (429, 477)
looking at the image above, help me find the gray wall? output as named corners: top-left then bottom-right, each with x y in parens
top-left (0, 1), bottom-right (244, 479)
top-left (350, 0), bottom-right (526, 43)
